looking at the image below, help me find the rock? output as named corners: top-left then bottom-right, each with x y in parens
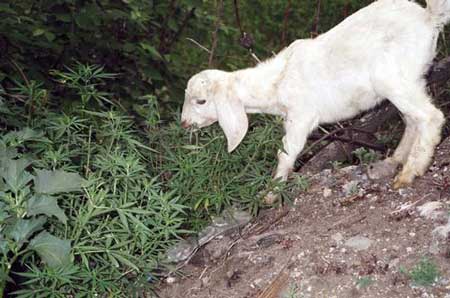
top-left (418, 201), bottom-right (447, 221)
top-left (345, 236), bottom-right (373, 251)
top-left (204, 236), bottom-right (231, 260)
top-left (433, 219), bottom-right (450, 238)
top-left (166, 276), bottom-right (177, 284)
top-left (367, 159), bottom-right (398, 180)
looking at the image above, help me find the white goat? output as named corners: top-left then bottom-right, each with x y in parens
top-left (181, 0), bottom-right (450, 201)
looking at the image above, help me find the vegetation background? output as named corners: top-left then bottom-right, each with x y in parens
top-left (0, 0), bottom-right (446, 297)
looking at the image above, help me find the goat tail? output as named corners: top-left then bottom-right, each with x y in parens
top-left (427, 0), bottom-right (450, 27)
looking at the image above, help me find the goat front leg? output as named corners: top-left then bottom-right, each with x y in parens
top-left (264, 115), bottom-right (318, 204)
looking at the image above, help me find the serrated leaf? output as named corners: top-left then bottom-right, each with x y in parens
top-left (0, 158), bottom-right (33, 193)
top-left (29, 231), bottom-right (71, 268)
top-left (34, 169), bottom-right (86, 194)
top-left (7, 217), bottom-right (46, 247)
top-left (27, 195), bottom-right (67, 224)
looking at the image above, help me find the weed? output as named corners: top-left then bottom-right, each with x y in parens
top-left (293, 175), bottom-right (310, 192)
top-left (330, 160), bottom-right (344, 170)
top-left (356, 276), bottom-right (374, 289)
top-left (353, 147), bottom-right (378, 165)
top-left (283, 283), bottom-right (300, 298)
top-left (409, 258), bottom-right (440, 287)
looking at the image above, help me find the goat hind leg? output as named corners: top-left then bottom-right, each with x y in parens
top-left (388, 88), bottom-right (445, 188)
top-left (393, 103), bottom-right (444, 188)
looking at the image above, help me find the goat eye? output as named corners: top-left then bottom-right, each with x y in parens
top-left (196, 99), bottom-right (207, 105)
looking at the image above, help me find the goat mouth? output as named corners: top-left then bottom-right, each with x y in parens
top-left (181, 120), bottom-right (191, 129)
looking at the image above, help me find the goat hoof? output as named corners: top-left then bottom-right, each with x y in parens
top-left (367, 159), bottom-right (398, 180)
top-left (264, 191), bottom-right (280, 204)
top-left (392, 174), bottom-right (413, 190)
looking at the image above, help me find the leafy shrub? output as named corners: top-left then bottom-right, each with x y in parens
top-left (0, 63), bottom-right (286, 296)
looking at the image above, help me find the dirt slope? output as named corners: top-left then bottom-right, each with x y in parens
top-left (158, 138), bottom-right (450, 298)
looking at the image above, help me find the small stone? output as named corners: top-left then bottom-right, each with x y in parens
top-left (406, 247), bottom-right (413, 253)
top-left (331, 232), bottom-right (344, 244)
top-left (389, 258), bottom-right (400, 269)
top-left (345, 235), bottom-right (373, 251)
top-left (166, 277), bottom-right (177, 284)
top-left (323, 188), bottom-right (332, 198)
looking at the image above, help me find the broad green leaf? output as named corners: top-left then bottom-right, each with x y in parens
top-left (0, 158), bottom-right (33, 193)
top-left (0, 142), bottom-right (17, 164)
top-left (4, 128), bottom-right (45, 144)
top-left (34, 169), bottom-right (86, 194)
top-left (27, 195), bottom-right (67, 224)
top-left (44, 31), bottom-right (55, 42)
top-left (29, 231), bottom-right (71, 268)
top-left (7, 217), bottom-right (46, 246)
top-left (0, 236), bottom-right (8, 255)
top-left (0, 201), bottom-right (9, 222)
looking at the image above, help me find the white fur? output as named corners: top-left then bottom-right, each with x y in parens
top-left (181, 0), bottom-right (448, 190)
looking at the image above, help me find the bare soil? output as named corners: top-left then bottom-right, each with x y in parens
top-left (158, 138), bottom-right (450, 298)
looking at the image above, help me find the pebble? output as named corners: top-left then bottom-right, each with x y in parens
top-left (331, 232), bottom-right (344, 244)
top-left (345, 236), bottom-right (373, 251)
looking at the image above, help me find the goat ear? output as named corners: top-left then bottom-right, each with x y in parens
top-left (215, 89), bottom-right (248, 152)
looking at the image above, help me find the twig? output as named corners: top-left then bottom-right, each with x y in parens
top-left (164, 7), bottom-right (196, 53)
top-left (186, 38), bottom-right (211, 54)
top-left (233, 0), bottom-right (244, 38)
top-left (257, 257), bottom-right (293, 298)
top-left (249, 50), bottom-right (261, 63)
top-left (209, 0), bottom-right (224, 67)
top-left (329, 214), bottom-right (367, 230)
top-left (303, 127), bottom-right (378, 155)
top-left (159, 0), bottom-right (177, 52)
top-left (281, 0), bottom-right (292, 47)
top-left (311, 135), bottom-right (385, 151)
top-left (312, 0), bottom-right (321, 37)
top-left (7, 57), bottom-right (30, 87)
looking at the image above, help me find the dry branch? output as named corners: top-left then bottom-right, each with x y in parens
top-left (209, 0), bottom-right (224, 67)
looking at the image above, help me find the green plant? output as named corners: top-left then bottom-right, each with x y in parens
top-left (330, 160), bottom-right (344, 170)
top-left (283, 283), bottom-right (300, 298)
top-left (356, 276), bottom-right (374, 289)
top-left (409, 258), bottom-right (440, 287)
top-left (0, 133), bottom-right (85, 295)
top-left (293, 175), bottom-right (310, 192)
top-left (51, 63), bottom-right (116, 107)
top-left (0, 66), bottom-right (191, 297)
top-left (353, 147), bottom-right (378, 165)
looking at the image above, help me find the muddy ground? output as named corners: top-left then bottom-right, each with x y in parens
top-left (158, 138), bottom-right (450, 298)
